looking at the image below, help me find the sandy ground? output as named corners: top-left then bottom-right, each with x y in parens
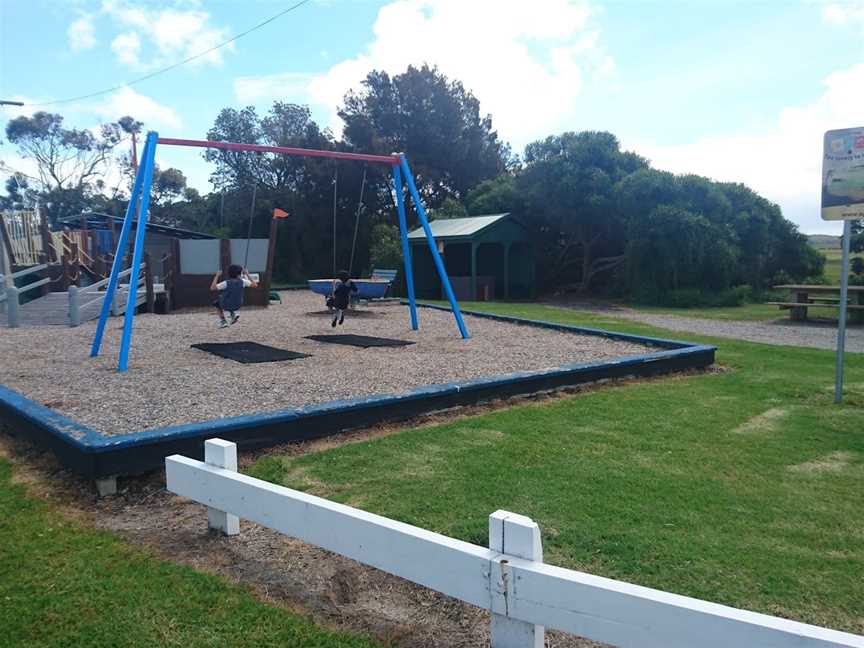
top-left (0, 293), bottom-right (654, 436)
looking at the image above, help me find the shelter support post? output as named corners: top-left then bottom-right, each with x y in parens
top-left (504, 243), bottom-right (511, 300)
top-left (398, 154), bottom-right (469, 339)
top-left (392, 164), bottom-right (418, 330)
top-left (471, 243), bottom-right (478, 301)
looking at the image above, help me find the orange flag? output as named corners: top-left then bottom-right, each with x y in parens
top-left (273, 208), bottom-right (289, 219)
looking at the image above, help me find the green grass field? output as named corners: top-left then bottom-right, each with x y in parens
top-left (0, 459), bottom-right (381, 648)
top-left (821, 248), bottom-right (864, 284)
top-left (249, 303), bottom-right (864, 634)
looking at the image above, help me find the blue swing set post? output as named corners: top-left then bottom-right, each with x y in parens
top-left (392, 163), bottom-right (418, 331)
top-left (399, 154), bottom-right (470, 340)
top-left (90, 137), bottom-right (468, 371)
top-left (117, 131), bottom-right (159, 372)
top-left (90, 133), bottom-right (154, 358)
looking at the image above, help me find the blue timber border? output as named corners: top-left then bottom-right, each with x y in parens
top-left (0, 307), bottom-right (716, 480)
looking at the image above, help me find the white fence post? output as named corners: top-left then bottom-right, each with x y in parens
top-left (68, 285), bottom-right (80, 327)
top-left (489, 510), bottom-right (544, 648)
top-left (204, 439), bottom-right (239, 536)
top-left (6, 285), bottom-right (20, 328)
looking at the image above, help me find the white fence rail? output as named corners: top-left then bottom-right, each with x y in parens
top-left (166, 440), bottom-right (864, 648)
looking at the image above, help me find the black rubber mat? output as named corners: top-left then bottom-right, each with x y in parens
top-left (304, 334), bottom-right (414, 348)
top-left (191, 342), bottom-right (311, 364)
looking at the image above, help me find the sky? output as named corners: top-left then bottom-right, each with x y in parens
top-left (2, 0), bottom-right (864, 235)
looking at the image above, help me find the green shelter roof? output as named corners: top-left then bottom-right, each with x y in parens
top-left (407, 213), bottom-right (511, 241)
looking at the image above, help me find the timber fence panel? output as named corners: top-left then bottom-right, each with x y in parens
top-left (166, 440), bottom-right (864, 648)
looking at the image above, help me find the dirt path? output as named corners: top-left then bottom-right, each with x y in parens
top-left (544, 301), bottom-right (864, 352)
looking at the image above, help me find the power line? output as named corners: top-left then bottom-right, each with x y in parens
top-left (24, 0), bottom-right (313, 108)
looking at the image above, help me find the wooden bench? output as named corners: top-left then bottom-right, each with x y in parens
top-left (767, 302), bottom-right (864, 310)
top-left (771, 284), bottom-right (864, 321)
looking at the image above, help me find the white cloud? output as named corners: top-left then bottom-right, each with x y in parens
top-left (299, 0), bottom-right (609, 145)
top-left (234, 73), bottom-right (313, 104)
top-left (93, 87), bottom-right (182, 130)
top-left (68, 16), bottom-right (97, 51)
top-left (821, 1), bottom-right (864, 26)
top-left (100, 0), bottom-right (233, 69)
top-left (632, 63), bottom-right (864, 235)
top-left (111, 31), bottom-right (141, 68)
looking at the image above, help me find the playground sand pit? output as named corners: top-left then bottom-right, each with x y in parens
top-left (0, 292), bottom-right (656, 436)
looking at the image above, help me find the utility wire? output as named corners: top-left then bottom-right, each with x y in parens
top-left (24, 0), bottom-right (313, 107)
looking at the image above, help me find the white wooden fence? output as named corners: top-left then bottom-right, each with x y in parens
top-left (166, 440), bottom-right (864, 648)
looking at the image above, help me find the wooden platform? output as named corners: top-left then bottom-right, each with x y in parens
top-left (5, 288), bottom-right (158, 327)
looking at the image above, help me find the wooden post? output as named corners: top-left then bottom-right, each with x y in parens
top-left (204, 439), bottom-right (240, 536)
top-left (170, 237), bottom-right (181, 311)
top-left (109, 216), bottom-right (118, 255)
top-left (0, 214), bottom-right (16, 269)
top-left (262, 215), bottom-right (278, 306)
top-left (60, 253), bottom-right (70, 291)
top-left (160, 252), bottom-right (172, 313)
top-left (489, 511), bottom-right (544, 648)
top-left (39, 209), bottom-right (55, 263)
top-left (143, 252), bottom-right (155, 313)
top-left (80, 215), bottom-right (89, 259)
top-left (69, 241), bottom-right (80, 287)
top-left (219, 238), bottom-right (231, 275)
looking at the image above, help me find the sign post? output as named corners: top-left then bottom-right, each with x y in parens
top-left (822, 127), bottom-right (864, 403)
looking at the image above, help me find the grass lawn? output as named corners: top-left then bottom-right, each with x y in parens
top-left (249, 303), bottom-right (864, 634)
top-left (0, 459), bottom-right (381, 648)
top-left (823, 248), bottom-right (864, 284)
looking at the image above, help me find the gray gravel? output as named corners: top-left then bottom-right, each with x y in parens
top-left (0, 292), bottom-right (654, 435)
top-left (544, 302), bottom-right (864, 352)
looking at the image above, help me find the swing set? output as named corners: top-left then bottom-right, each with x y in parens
top-left (90, 131), bottom-right (470, 372)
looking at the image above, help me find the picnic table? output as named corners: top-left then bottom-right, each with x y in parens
top-left (769, 284), bottom-right (864, 322)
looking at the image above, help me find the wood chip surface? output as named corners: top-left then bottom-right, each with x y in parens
top-left (0, 292), bottom-right (654, 435)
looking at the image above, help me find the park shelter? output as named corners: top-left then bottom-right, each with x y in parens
top-left (408, 213), bottom-right (534, 300)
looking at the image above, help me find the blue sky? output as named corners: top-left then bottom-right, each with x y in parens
top-left (2, 0), bottom-right (864, 234)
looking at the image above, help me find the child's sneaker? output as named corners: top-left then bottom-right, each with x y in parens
top-left (338, 314), bottom-right (344, 325)
top-left (218, 319), bottom-right (229, 329)
top-left (230, 313), bottom-right (240, 325)
top-left (331, 317), bottom-right (337, 328)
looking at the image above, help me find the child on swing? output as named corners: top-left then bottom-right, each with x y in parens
top-left (329, 270), bottom-right (358, 327)
top-left (211, 264), bottom-right (258, 328)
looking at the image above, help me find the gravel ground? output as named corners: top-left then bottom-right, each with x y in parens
top-left (544, 301), bottom-right (864, 352)
top-left (0, 292), bottom-right (654, 436)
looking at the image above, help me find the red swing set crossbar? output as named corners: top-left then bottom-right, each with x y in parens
top-left (156, 137), bottom-right (400, 165)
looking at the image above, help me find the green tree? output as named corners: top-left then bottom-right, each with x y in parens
top-left (429, 197), bottom-right (468, 221)
top-left (339, 64), bottom-right (511, 212)
top-left (517, 131), bottom-right (647, 290)
top-left (4, 111), bottom-right (134, 223)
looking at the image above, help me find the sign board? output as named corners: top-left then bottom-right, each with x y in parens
top-left (822, 127), bottom-right (864, 220)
